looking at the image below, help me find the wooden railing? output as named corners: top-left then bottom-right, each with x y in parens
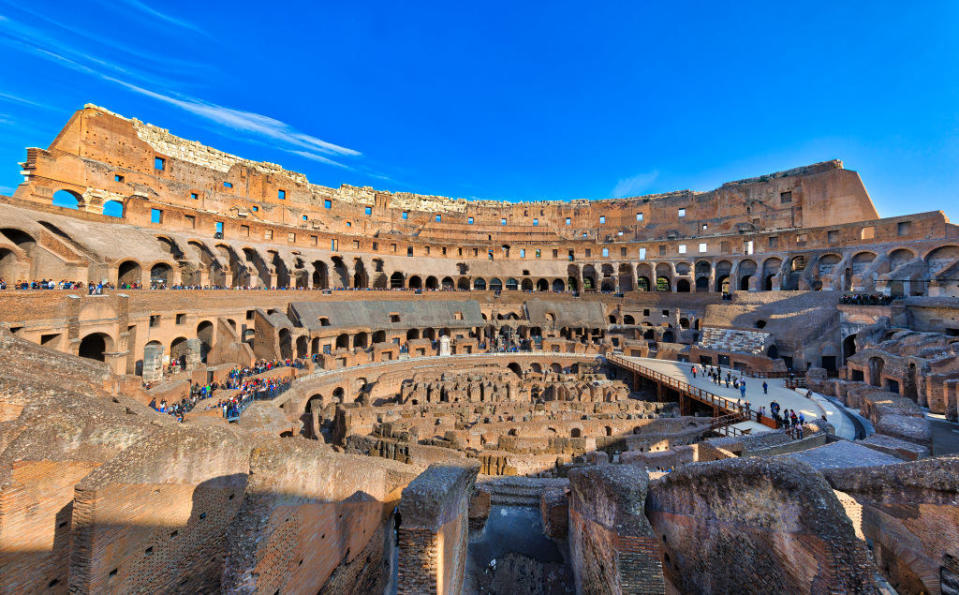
top-left (608, 354), bottom-right (776, 431)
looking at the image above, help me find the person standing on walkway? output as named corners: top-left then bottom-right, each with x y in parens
top-left (692, 365), bottom-right (697, 379)
top-left (740, 381), bottom-right (747, 400)
top-left (763, 381), bottom-right (768, 395)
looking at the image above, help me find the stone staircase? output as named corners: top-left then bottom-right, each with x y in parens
top-left (698, 327), bottom-right (771, 356)
top-left (476, 476), bottom-right (568, 507)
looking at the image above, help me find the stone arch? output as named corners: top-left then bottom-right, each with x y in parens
top-left (52, 189), bottom-right (81, 210)
top-left (313, 261), bottom-right (330, 289)
top-left (489, 278), bottom-right (503, 292)
top-left (102, 199), bottom-right (124, 218)
top-left (473, 278), bottom-right (487, 291)
top-left (442, 276), bottom-right (455, 290)
top-left (408, 275), bottom-right (423, 290)
top-left (278, 328), bottom-right (293, 360)
top-left (78, 332), bottom-right (113, 362)
top-left (457, 277), bottom-right (471, 291)
top-left (354, 331), bottom-right (369, 349)
top-left (115, 260), bottom-right (141, 286)
top-left (331, 256), bottom-right (350, 288)
top-left (390, 272), bottom-right (405, 289)
top-left (505, 278), bottom-right (518, 291)
top-left (762, 257), bottom-right (782, 290)
top-left (738, 259), bottom-right (757, 291)
top-left (552, 279), bottom-right (565, 292)
top-left (868, 356), bottom-right (884, 387)
top-left (353, 258), bottom-right (369, 288)
top-left (507, 362), bottom-right (523, 377)
top-left (521, 278), bottom-right (534, 292)
top-left (170, 336), bottom-right (190, 368)
top-left (582, 265), bottom-right (597, 290)
top-left (335, 333), bottom-right (350, 349)
top-left (197, 320), bottom-right (214, 362)
top-left (676, 279), bottom-right (691, 293)
top-left (715, 260), bottom-right (732, 293)
top-left (536, 279), bottom-right (549, 292)
top-left (924, 245), bottom-right (959, 274)
top-left (150, 262), bottom-right (173, 285)
top-left (425, 276), bottom-right (439, 290)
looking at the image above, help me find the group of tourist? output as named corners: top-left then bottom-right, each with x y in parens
top-left (0, 278), bottom-right (86, 290)
top-left (840, 293), bottom-right (896, 306)
top-left (215, 377), bottom-right (292, 419)
top-left (768, 401), bottom-right (806, 438)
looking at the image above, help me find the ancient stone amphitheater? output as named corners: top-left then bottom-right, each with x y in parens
top-left (0, 104), bottom-right (957, 594)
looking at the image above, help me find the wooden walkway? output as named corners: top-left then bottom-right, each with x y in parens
top-left (607, 354), bottom-right (777, 434)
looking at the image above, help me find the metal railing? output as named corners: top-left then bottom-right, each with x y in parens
top-left (608, 354), bottom-right (776, 430)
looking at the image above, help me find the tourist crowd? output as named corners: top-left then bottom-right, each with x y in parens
top-left (840, 293), bottom-right (896, 306)
top-left (146, 358), bottom-right (301, 422)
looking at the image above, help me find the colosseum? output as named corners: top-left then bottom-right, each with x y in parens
top-left (0, 104), bottom-right (957, 594)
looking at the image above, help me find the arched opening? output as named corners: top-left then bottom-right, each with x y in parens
top-left (78, 333), bottom-right (111, 362)
top-left (332, 387), bottom-right (344, 404)
top-left (197, 320), bottom-right (214, 362)
top-left (716, 275), bottom-right (730, 293)
top-left (441, 276), bottom-right (454, 290)
top-left (766, 345), bottom-right (779, 359)
top-left (571, 428), bottom-right (582, 438)
top-left (552, 279), bottom-right (565, 292)
top-left (423, 328), bottom-right (436, 341)
top-left (843, 334), bottom-right (857, 360)
top-left (150, 263), bottom-right (172, 285)
top-left (168, 337), bottom-right (188, 369)
top-left (522, 278), bottom-right (534, 292)
top-left (623, 315), bottom-right (635, 325)
top-left (372, 330), bottom-right (386, 344)
top-left (473, 278), bottom-right (487, 291)
top-left (457, 278), bottom-right (470, 291)
top-left (52, 189), bottom-right (81, 210)
top-left (489, 278), bottom-right (503, 292)
top-left (676, 279), bottom-right (691, 293)
top-left (868, 356), bottom-right (884, 387)
top-left (408, 275), bottom-right (423, 289)
top-left (117, 260), bottom-right (141, 286)
top-left (662, 330), bottom-right (675, 342)
top-left (102, 199), bottom-right (124, 218)
top-left (390, 272), bottom-right (405, 289)
top-left (695, 277), bottom-right (709, 292)
top-left (536, 279), bottom-right (549, 292)
top-left (505, 278), bottom-right (518, 291)
top-left (406, 328), bottom-right (420, 341)
top-left (313, 261), bottom-right (329, 289)
top-left (336, 333), bottom-right (350, 349)
top-left (550, 363), bottom-right (562, 374)
top-left (656, 276), bottom-right (670, 292)
top-left (636, 276), bottom-right (650, 292)
top-left (0, 248), bottom-right (19, 280)
top-left (507, 362), bottom-right (522, 377)
top-left (353, 259), bottom-right (369, 289)
top-left (354, 332), bottom-right (369, 349)
top-left (278, 328), bottom-right (293, 360)
top-left (296, 336), bottom-right (308, 358)
top-left (425, 276), bottom-right (439, 290)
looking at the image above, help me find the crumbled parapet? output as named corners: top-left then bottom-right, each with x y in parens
top-left (646, 457), bottom-right (879, 594)
top-left (821, 456), bottom-right (959, 594)
top-left (396, 461), bottom-right (480, 595)
top-left (568, 464), bottom-right (664, 594)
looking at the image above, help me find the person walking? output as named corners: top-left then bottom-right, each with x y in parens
top-left (740, 381), bottom-right (747, 400)
top-left (762, 381), bottom-right (768, 395)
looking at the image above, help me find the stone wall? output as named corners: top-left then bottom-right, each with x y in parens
top-left (222, 439), bottom-right (417, 594)
top-left (568, 465), bottom-right (665, 594)
top-left (823, 456), bottom-right (959, 594)
top-left (645, 457), bottom-right (878, 593)
top-left (396, 461), bottom-right (479, 595)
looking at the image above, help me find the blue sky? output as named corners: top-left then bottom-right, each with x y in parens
top-left (1, 1), bottom-right (957, 220)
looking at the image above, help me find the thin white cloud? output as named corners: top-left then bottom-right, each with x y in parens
top-left (612, 170), bottom-right (659, 198)
top-left (287, 150), bottom-right (351, 169)
top-left (109, 0), bottom-right (204, 34)
top-left (0, 91), bottom-right (57, 111)
top-left (104, 77), bottom-right (360, 157)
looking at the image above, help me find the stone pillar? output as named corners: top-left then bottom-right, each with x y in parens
top-left (184, 338), bottom-right (203, 370)
top-left (439, 336), bottom-right (451, 356)
top-left (142, 342), bottom-right (163, 383)
top-left (568, 465), bottom-right (664, 594)
top-left (397, 462), bottom-right (480, 595)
